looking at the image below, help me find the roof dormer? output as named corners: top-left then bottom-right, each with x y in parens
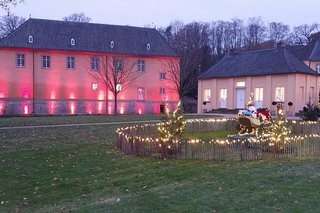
top-left (146, 43), bottom-right (151, 51)
top-left (28, 35), bottom-right (33, 43)
top-left (110, 41), bottom-right (115, 49)
top-left (71, 38), bottom-right (76, 46)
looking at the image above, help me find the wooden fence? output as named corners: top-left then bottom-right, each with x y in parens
top-left (116, 119), bottom-right (320, 161)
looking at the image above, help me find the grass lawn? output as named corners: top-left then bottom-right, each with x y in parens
top-left (0, 115), bottom-right (320, 212)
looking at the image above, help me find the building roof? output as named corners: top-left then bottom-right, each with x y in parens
top-left (0, 18), bottom-right (177, 57)
top-left (287, 41), bottom-right (320, 61)
top-left (199, 47), bottom-right (319, 79)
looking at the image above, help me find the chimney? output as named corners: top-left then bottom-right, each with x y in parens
top-left (229, 48), bottom-right (237, 56)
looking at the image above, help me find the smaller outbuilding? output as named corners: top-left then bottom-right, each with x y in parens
top-left (198, 42), bottom-right (320, 115)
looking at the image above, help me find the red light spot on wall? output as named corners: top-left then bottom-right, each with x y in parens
top-left (120, 106), bottom-right (124, 114)
top-left (70, 102), bottom-right (75, 114)
top-left (69, 92), bottom-right (75, 99)
top-left (98, 102), bottom-right (103, 114)
top-left (49, 101), bottom-right (55, 114)
top-left (108, 106), bottom-right (112, 114)
top-left (24, 105), bottom-right (29, 115)
top-left (98, 92), bottom-right (104, 100)
top-left (87, 103), bottom-right (93, 114)
top-left (50, 91), bottom-right (56, 99)
top-left (0, 102), bottom-right (4, 115)
top-left (23, 91), bottom-right (29, 98)
top-left (0, 92), bottom-right (4, 98)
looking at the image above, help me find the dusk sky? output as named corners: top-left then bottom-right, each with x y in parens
top-left (1, 0), bottom-right (319, 28)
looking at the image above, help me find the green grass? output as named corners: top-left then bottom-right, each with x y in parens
top-left (0, 115), bottom-right (320, 212)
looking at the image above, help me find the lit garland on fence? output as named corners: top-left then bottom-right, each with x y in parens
top-left (116, 118), bottom-right (320, 148)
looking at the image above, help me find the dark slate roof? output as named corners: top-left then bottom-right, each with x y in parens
top-left (199, 47), bottom-right (319, 79)
top-left (309, 41), bottom-right (320, 61)
top-left (287, 42), bottom-right (317, 61)
top-left (0, 18), bottom-right (177, 57)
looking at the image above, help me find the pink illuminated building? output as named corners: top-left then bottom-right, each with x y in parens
top-left (0, 19), bottom-right (180, 115)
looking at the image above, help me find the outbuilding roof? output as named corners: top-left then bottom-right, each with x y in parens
top-left (199, 47), bottom-right (319, 79)
top-left (0, 18), bottom-right (177, 57)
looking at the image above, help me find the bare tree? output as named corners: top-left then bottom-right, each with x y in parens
top-left (0, 0), bottom-right (25, 12)
top-left (63, 12), bottom-right (91, 23)
top-left (89, 55), bottom-right (140, 115)
top-left (244, 17), bottom-right (267, 50)
top-left (161, 59), bottom-right (180, 97)
top-left (171, 22), bottom-right (211, 99)
top-left (268, 22), bottom-right (290, 44)
top-left (292, 23), bottom-right (319, 45)
top-left (0, 13), bottom-right (25, 38)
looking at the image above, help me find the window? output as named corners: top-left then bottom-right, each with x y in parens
top-left (67, 56), bottom-right (75, 69)
top-left (91, 57), bottom-right (99, 71)
top-left (204, 89), bottom-right (211, 102)
top-left (137, 88), bottom-right (145, 100)
top-left (110, 41), bottom-right (114, 49)
top-left (220, 89), bottom-right (227, 108)
top-left (28, 35), bottom-right (33, 43)
top-left (114, 58), bottom-right (123, 72)
top-left (220, 89), bottom-right (227, 101)
top-left (160, 87), bottom-right (166, 95)
top-left (160, 72), bottom-right (166, 80)
top-left (275, 87), bottom-right (285, 102)
top-left (42, 56), bottom-right (50, 68)
top-left (316, 64), bottom-right (320, 73)
top-left (116, 83), bottom-right (122, 92)
top-left (17, 54), bottom-right (25, 67)
top-left (236, 82), bottom-right (245, 87)
top-left (255, 88), bottom-right (263, 101)
top-left (137, 60), bottom-right (145, 72)
top-left (92, 83), bottom-right (98, 91)
top-left (146, 43), bottom-right (151, 50)
top-left (70, 38), bottom-right (75, 46)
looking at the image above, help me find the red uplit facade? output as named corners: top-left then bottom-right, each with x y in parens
top-left (0, 19), bottom-right (180, 115)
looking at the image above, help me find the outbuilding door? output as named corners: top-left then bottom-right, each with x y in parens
top-left (236, 88), bottom-right (245, 109)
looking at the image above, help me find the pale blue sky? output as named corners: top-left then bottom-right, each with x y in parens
top-left (1, 0), bottom-right (319, 28)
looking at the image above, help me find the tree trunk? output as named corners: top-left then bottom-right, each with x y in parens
top-left (114, 93), bottom-right (118, 115)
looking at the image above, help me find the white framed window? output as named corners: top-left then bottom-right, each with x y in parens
top-left (275, 87), bottom-right (285, 102)
top-left (110, 41), bottom-right (115, 49)
top-left (116, 83), bottom-right (122, 92)
top-left (220, 88), bottom-right (227, 108)
top-left (17, 54), bottom-right (25, 67)
top-left (137, 87), bottom-right (145, 100)
top-left (137, 60), bottom-right (145, 72)
top-left (255, 88), bottom-right (263, 101)
top-left (160, 72), bottom-right (166, 80)
top-left (114, 58), bottom-right (123, 72)
top-left (146, 43), bottom-right (151, 51)
top-left (42, 55), bottom-right (50, 68)
top-left (92, 83), bottom-right (98, 91)
top-left (67, 56), bottom-right (75, 69)
top-left (316, 64), bottom-right (320, 73)
top-left (70, 38), bottom-right (75, 46)
top-left (91, 57), bottom-right (99, 71)
top-left (236, 82), bottom-right (245, 87)
top-left (28, 35), bottom-right (33, 43)
top-left (204, 89), bottom-right (211, 102)
top-left (220, 89), bottom-right (227, 101)
top-left (160, 87), bottom-right (166, 95)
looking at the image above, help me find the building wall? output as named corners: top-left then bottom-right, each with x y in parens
top-left (0, 49), bottom-right (179, 115)
top-left (198, 74), bottom-right (319, 115)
